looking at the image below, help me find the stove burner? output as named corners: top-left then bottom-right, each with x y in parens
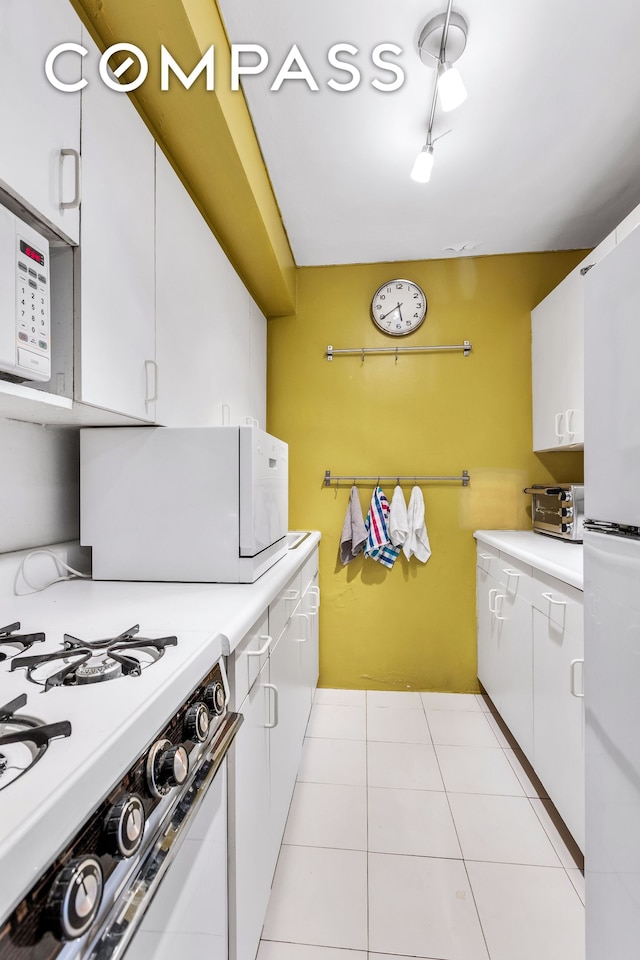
top-left (0, 621), bottom-right (45, 662)
top-left (0, 694), bottom-right (71, 790)
top-left (10, 625), bottom-right (178, 691)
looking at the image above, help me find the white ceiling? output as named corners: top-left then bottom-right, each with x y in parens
top-left (217, 0), bottom-right (640, 266)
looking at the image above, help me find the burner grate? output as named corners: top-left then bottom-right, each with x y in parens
top-left (11, 624), bottom-right (178, 691)
top-left (0, 694), bottom-right (71, 790)
top-left (0, 621), bottom-right (45, 662)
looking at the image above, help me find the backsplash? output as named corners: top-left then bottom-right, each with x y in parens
top-left (0, 417), bottom-right (80, 553)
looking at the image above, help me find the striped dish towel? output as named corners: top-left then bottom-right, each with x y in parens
top-left (364, 486), bottom-right (400, 568)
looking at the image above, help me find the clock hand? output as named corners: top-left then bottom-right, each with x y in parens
top-left (379, 302), bottom-right (403, 321)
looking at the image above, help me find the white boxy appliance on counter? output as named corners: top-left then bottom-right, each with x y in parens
top-left (80, 426), bottom-right (289, 582)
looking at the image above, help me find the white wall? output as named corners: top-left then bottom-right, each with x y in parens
top-left (0, 417), bottom-right (79, 553)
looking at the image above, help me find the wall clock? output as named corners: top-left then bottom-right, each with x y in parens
top-left (370, 279), bottom-right (427, 336)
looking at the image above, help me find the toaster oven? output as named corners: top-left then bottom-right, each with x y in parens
top-left (523, 483), bottom-right (584, 542)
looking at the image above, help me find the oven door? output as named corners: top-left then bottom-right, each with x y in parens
top-left (123, 762), bottom-right (228, 960)
top-left (86, 713), bottom-right (242, 960)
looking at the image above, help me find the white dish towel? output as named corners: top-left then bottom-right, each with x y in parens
top-left (403, 485), bottom-right (432, 563)
top-left (388, 485), bottom-right (409, 548)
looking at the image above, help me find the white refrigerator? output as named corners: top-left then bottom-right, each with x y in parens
top-left (584, 223), bottom-right (640, 959)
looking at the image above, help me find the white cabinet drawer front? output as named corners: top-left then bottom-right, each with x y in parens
top-left (232, 611), bottom-right (270, 708)
top-left (269, 572), bottom-right (303, 645)
top-left (532, 570), bottom-right (583, 637)
top-left (300, 548), bottom-right (319, 595)
top-left (476, 543), bottom-right (501, 579)
top-left (497, 551), bottom-right (533, 604)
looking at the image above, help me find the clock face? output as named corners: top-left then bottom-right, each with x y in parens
top-left (371, 279), bottom-right (427, 336)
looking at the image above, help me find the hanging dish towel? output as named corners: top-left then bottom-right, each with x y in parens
top-left (339, 485), bottom-right (368, 565)
top-left (365, 486), bottom-right (400, 568)
top-left (403, 485), bottom-right (432, 563)
top-left (388, 485), bottom-right (409, 548)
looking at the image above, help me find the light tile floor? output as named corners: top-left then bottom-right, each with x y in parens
top-left (258, 690), bottom-right (585, 960)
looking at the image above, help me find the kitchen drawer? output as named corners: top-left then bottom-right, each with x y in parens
top-left (231, 611), bottom-right (270, 708)
top-left (300, 548), bottom-right (319, 595)
top-left (476, 543), bottom-right (501, 579)
top-left (497, 551), bottom-right (533, 605)
top-left (532, 570), bottom-right (583, 637)
top-left (269, 571), bottom-right (303, 645)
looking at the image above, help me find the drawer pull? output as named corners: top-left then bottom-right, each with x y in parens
top-left (479, 552), bottom-right (493, 560)
top-left (292, 613), bottom-right (309, 642)
top-left (308, 585), bottom-right (320, 615)
top-left (246, 635), bottom-right (272, 657)
top-left (502, 567), bottom-right (520, 578)
top-left (570, 658), bottom-right (584, 698)
top-left (542, 591), bottom-right (566, 607)
top-left (494, 594), bottom-right (506, 621)
top-left (264, 683), bottom-right (279, 728)
top-left (488, 588), bottom-right (498, 613)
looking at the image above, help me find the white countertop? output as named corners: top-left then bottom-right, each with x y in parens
top-left (474, 530), bottom-right (583, 590)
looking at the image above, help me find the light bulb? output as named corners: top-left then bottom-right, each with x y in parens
top-left (411, 145), bottom-right (434, 183)
top-left (437, 62), bottom-right (467, 112)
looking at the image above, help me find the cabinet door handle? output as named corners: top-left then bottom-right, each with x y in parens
top-left (542, 591), bottom-right (566, 607)
top-left (570, 658), bottom-right (584, 698)
top-left (308, 585), bottom-right (320, 614)
top-left (502, 567), bottom-right (520, 578)
top-left (565, 408), bottom-right (576, 437)
top-left (247, 635), bottom-right (272, 657)
top-left (263, 683), bottom-right (279, 728)
top-left (554, 412), bottom-right (564, 438)
top-left (494, 594), bottom-right (506, 621)
top-left (292, 613), bottom-right (309, 642)
top-left (60, 148), bottom-right (81, 210)
top-left (479, 553), bottom-right (493, 560)
top-left (144, 360), bottom-right (158, 402)
top-left (285, 589), bottom-right (300, 601)
top-left (488, 588), bottom-right (498, 613)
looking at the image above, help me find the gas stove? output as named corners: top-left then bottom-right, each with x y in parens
top-left (0, 610), bottom-right (236, 960)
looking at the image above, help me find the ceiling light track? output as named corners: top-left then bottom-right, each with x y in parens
top-left (412, 0), bottom-right (468, 183)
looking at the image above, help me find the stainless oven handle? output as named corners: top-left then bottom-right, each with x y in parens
top-left (86, 711), bottom-right (243, 960)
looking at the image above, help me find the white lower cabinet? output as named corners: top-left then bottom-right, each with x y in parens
top-left (228, 658), bottom-right (271, 960)
top-left (229, 547), bottom-right (320, 960)
top-left (532, 577), bottom-right (585, 850)
top-left (476, 542), bottom-right (584, 849)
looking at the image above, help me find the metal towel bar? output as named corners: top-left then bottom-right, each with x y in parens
top-left (324, 470), bottom-right (470, 487)
top-left (325, 341), bottom-right (471, 361)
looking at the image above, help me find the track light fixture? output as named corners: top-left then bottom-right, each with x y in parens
top-left (412, 1), bottom-right (469, 182)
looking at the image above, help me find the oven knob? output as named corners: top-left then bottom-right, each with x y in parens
top-left (203, 681), bottom-right (226, 716)
top-left (105, 794), bottom-right (146, 858)
top-left (46, 856), bottom-right (104, 940)
top-left (184, 702), bottom-right (210, 742)
top-left (146, 738), bottom-right (189, 797)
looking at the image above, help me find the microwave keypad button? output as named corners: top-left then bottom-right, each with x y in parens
top-left (29, 279), bottom-right (37, 289)
top-left (18, 261), bottom-right (27, 273)
top-left (39, 340), bottom-right (48, 351)
top-left (18, 332), bottom-right (28, 342)
top-left (38, 274), bottom-right (46, 284)
top-left (28, 267), bottom-right (37, 277)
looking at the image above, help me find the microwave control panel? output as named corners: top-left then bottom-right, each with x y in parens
top-left (0, 204), bottom-right (51, 383)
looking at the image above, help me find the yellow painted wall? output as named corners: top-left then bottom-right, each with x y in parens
top-left (267, 252), bottom-right (585, 692)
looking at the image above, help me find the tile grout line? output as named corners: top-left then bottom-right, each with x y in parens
top-left (365, 690), bottom-right (370, 956)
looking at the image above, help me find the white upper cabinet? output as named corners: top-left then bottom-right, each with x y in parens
top-left (531, 233), bottom-right (615, 452)
top-left (155, 148), bottom-right (267, 427)
top-left (75, 32), bottom-right (156, 421)
top-left (0, 0), bottom-right (81, 243)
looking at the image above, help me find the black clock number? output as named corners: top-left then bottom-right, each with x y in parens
top-left (413, 293), bottom-right (419, 298)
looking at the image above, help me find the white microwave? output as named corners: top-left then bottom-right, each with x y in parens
top-left (0, 204), bottom-right (51, 382)
top-left (80, 426), bottom-right (289, 582)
